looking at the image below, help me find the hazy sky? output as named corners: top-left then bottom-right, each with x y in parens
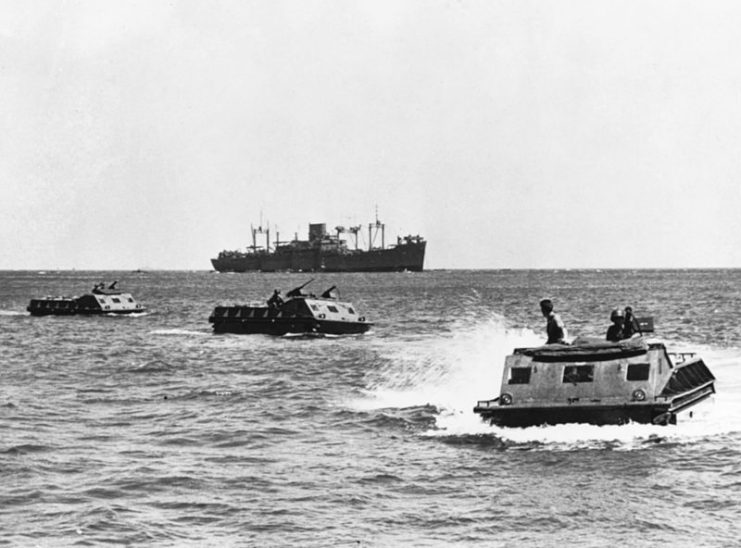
top-left (2, 1), bottom-right (741, 270)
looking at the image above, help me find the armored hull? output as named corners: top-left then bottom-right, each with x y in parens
top-left (209, 286), bottom-right (372, 336)
top-left (28, 289), bottom-right (146, 316)
top-left (474, 337), bottom-right (716, 427)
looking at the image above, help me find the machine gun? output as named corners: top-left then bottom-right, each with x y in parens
top-left (321, 285), bottom-right (338, 299)
top-left (286, 279), bottom-right (314, 298)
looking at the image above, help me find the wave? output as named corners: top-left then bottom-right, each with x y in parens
top-left (105, 311), bottom-right (151, 318)
top-left (128, 359), bottom-right (181, 373)
top-left (149, 329), bottom-right (210, 337)
top-left (281, 331), bottom-right (372, 339)
top-left (0, 310), bottom-right (26, 316)
top-left (346, 314), bottom-right (538, 414)
top-left (282, 332), bottom-right (341, 339)
top-left (2, 444), bottom-right (52, 455)
top-left (428, 402), bottom-right (726, 450)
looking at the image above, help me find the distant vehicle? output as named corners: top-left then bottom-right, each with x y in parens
top-left (208, 280), bottom-right (373, 336)
top-left (27, 282), bottom-right (146, 316)
top-left (474, 320), bottom-right (716, 427)
top-left (211, 217), bottom-right (425, 272)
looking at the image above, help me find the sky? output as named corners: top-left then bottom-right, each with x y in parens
top-left (2, 0), bottom-right (741, 270)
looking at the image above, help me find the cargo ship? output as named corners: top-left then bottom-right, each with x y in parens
top-left (211, 218), bottom-right (426, 273)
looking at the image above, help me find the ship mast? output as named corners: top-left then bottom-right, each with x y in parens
top-left (250, 224), bottom-right (258, 251)
top-left (368, 207), bottom-right (385, 250)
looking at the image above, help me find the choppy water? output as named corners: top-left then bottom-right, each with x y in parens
top-left (1, 269), bottom-right (740, 547)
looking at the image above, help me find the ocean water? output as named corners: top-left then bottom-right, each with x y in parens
top-left (1, 269), bottom-right (740, 547)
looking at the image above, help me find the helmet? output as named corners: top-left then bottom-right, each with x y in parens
top-left (610, 308), bottom-right (624, 321)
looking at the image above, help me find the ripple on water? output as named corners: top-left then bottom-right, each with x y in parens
top-left (3, 270), bottom-right (741, 547)
top-left (2, 444), bottom-right (53, 455)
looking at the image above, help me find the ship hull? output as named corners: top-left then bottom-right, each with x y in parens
top-left (212, 317), bottom-right (372, 336)
top-left (211, 241), bottom-right (426, 273)
top-left (473, 402), bottom-right (676, 427)
top-left (28, 294), bottom-right (146, 316)
top-left (474, 380), bottom-right (716, 427)
top-left (29, 308), bottom-right (144, 317)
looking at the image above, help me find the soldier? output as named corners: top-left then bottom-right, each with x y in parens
top-left (623, 306), bottom-right (642, 338)
top-left (267, 289), bottom-right (283, 309)
top-left (606, 309), bottom-right (625, 342)
top-left (540, 299), bottom-right (568, 345)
